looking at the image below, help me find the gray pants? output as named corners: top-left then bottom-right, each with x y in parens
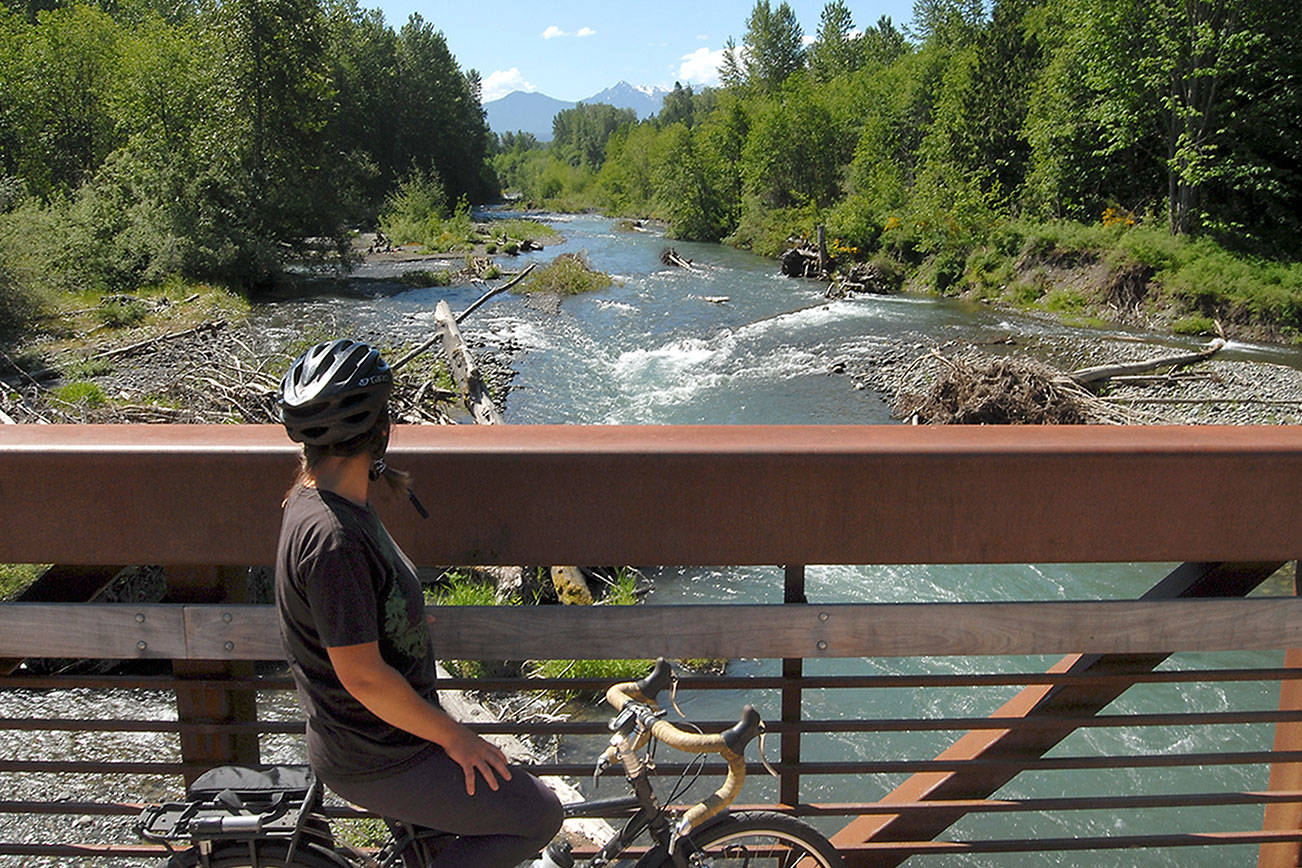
top-left (322, 746), bottom-right (563, 867)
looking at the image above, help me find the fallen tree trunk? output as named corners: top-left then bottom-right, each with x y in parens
top-left (88, 321), bottom-right (226, 361)
top-left (434, 299), bottom-right (503, 425)
top-left (1069, 339), bottom-right (1225, 386)
top-left (391, 264), bottom-right (537, 372)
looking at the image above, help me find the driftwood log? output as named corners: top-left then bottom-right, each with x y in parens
top-left (660, 248), bottom-right (699, 271)
top-left (88, 321), bottom-right (226, 361)
top-left (1069, 339), bottom-right (1226, 386)
top-left (390, 264), bottom-right (536, 372)
top-left (433, 299), bottom-right (503, 425)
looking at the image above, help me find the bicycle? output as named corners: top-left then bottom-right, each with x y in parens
top-left (136, 658), bottom-right (844, 867)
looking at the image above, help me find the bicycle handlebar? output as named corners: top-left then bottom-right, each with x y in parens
top-left (604, 659), bottom-right (765, 835)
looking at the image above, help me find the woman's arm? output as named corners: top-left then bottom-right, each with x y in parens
top-left (326, 641), bottom-right (512, 796)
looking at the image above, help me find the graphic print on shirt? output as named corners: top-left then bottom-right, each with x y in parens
top-left (382, 582), bottom-right (428, 666)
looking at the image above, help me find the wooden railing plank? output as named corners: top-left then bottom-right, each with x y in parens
top-left (8, 598), bottom-right (1302, 660)
top-left (0, 603), bottom-right (185, 659)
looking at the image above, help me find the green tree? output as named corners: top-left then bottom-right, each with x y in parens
top-left (16, 4), bottom-right (126, 196)
top-left (719, 35), bottom-right (744, 88)
top-left (909, 0), bottom-right (985, 44)
top-left (112, 13), bottom-right (207, 156)
top-left (859, 15), bottom-right (909, 66)
top-left (918, 0), bottom-right (1044, 209)
top-left (0, 7), bottom-right (28, 181)
top-left (551, 103), bottom-right (637, 169)
top-left (658, 81), bottom-right (695, 128)
top-left (1078, 0), bottom-right (1298, 237)
top-left (808, 0), bottom-right (858, 81)
top-left (322, 0), bottom-right (400, 217)
top-left (654, 124), bottom-right (730, 240)
top-left (395, 15), bottom-right (491, 204)
top-left (741, 1), bottom-right (804, 91)
top-left (740, 74), bottom-right (850, 209)
top-left (596, 122), bottom-right (660, 213)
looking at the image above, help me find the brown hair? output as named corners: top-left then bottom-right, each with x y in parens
top-left (286, 407), bottom-right (411, 499)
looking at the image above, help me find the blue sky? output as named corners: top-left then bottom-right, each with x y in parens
top-left (370, 1), bottom-right (919, 102)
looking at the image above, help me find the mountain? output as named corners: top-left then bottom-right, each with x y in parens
top-left (582, 81), bottom-right (669, 119)
top-left (485, 81), bottom-right (669, 142)
top-left (484, 91), bottom-right (576, 142)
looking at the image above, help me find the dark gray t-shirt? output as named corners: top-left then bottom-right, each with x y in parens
top-left (275, 486), bottom-right (439, 780)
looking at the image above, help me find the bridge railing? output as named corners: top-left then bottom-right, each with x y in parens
top-left (0, 424), bottom-right (1299, 867)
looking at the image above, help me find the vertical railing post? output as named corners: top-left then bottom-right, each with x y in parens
top-left (166, 565), bottom-right (260, 785)
top-left (781, 564), bottom-right (806, 808)
top-left (1260, 562), bottom-right (1302, 868)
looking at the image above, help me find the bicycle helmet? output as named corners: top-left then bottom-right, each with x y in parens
top-left (279, 339), bottom-right (392, 446)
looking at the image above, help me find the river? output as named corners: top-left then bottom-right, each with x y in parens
top-left (253, 211), bottom-right (1301, 865)
top-left (5, 212), bottom-right (1297, 866)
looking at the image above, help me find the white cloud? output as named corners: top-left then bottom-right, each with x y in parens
top-left (678, 46), bottom-right (726, 86)
top-left (576, 26), bottom-right (596, 38)
top-left (542, 25), bottom-right (566, 39)
top-left (482, 68), bottom-right (536, 102)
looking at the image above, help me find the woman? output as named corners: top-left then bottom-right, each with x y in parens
top-left (274, 339), bottom-right (562, 867)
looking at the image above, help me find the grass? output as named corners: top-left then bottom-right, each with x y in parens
top-left (18, 279), bottom-right (249, 363)
top-left (0, 564), bottom-right (48, 600)
top-left (94, 298), bottom-right (151, 329)
top-left (1172, 314), bottom-right (1219, 336)
top-left (427, 567), bottom-right (678, 696)
top-left (52, 381), bottom-right (106, 407)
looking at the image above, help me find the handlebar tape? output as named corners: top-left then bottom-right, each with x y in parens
top-left (606, 663), bottom-right (764, 835)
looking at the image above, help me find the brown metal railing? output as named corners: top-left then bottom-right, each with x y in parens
top-left (1, 425), bottom-right (1299, 866)
top-left (3, 653), bottom-right (1302, 862)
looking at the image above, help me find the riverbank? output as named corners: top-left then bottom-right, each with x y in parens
top-left (4, 211), bottom-right (1301, 428)
top-left (845, 327), bottom-right (1302, 425)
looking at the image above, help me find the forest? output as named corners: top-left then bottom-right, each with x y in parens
top-left (0, 0), bottom-right (491, 335)
top-left (497, 0), bottom-right (1302, 340)
top-left (2, 0), bottom-right (1300, 343)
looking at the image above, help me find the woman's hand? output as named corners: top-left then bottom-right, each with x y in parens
top-left (444, 724), bottom-right (513, 796)
top-left (327, 641), bottom-right (515, 796)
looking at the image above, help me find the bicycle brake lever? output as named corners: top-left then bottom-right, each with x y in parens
top-left (593, 751), bottom-right (612, 789)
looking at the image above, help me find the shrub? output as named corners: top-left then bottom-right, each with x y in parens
top-left (496, 218), bottom-right (559, 245)
top-left (0, 258), bottom-right (42, 340)
top-left (515, 253), bottom-right (612, 296)
top-left (381, 169), bottom-right (448, 238)
top-left (398, 269), bottom-right (452, 287)
top-left (1172, 315), bottom-right (1218, 336)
